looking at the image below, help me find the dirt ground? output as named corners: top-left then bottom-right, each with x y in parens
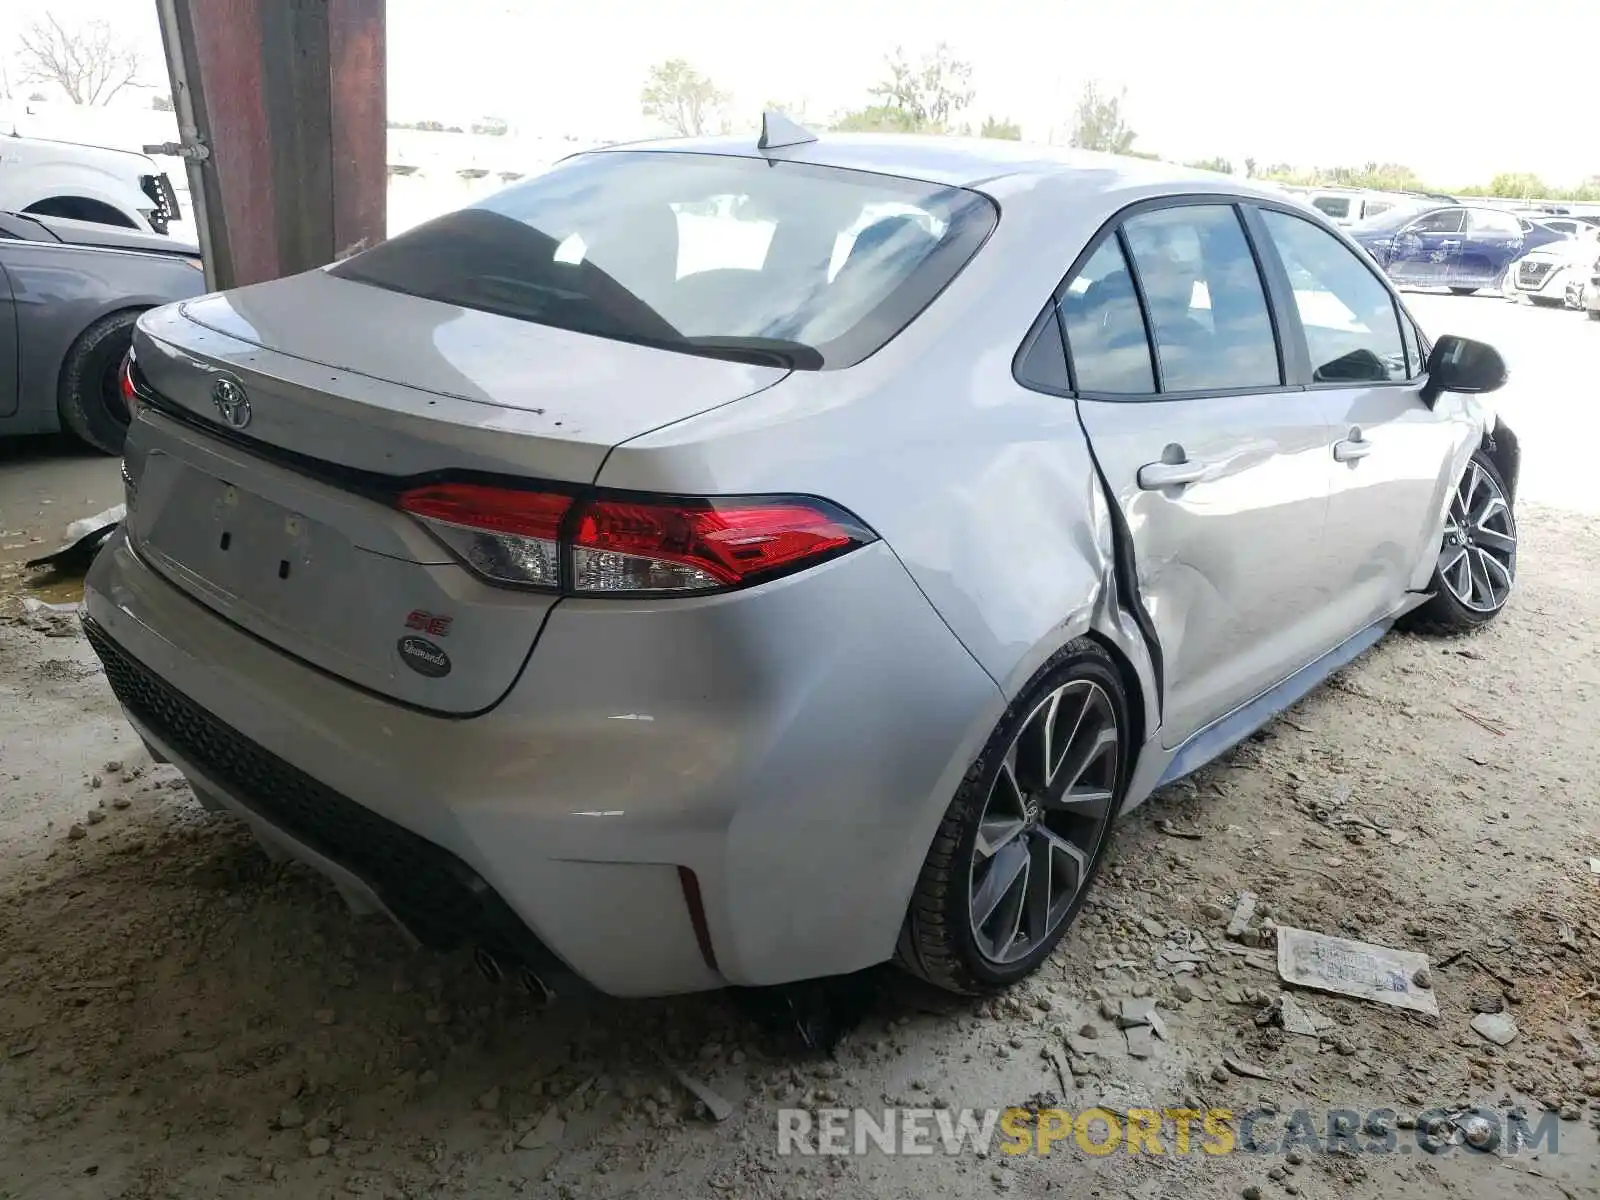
top-left (1, 501), bottom-right (1597, 1200)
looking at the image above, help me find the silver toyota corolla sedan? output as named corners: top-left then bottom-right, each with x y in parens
top-left (83, 126), bottom-right (1519, 1000)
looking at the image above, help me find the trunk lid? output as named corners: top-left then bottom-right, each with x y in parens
top-left (126, 274), bottom-right (787, 713)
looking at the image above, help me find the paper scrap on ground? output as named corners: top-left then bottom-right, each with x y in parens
top-left (1275, 926), bottom-right (1440, 1018)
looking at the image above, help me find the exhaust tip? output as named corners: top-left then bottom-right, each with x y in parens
top-left (473, 947), bottom-right (504, 984)
top-left (517, 966), bottom-right (554, 1007)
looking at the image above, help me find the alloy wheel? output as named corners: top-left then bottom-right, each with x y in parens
top-left (1438, 460), bottom-right (1516, 614)
top-left (967, 680), bottom-right (1119, 966)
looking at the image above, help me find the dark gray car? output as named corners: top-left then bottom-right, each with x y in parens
top-left (0, 211), bottom-right (205, 453)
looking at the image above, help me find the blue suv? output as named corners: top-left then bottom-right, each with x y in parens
top-left (1349, 205), bottom-right (1524, 294)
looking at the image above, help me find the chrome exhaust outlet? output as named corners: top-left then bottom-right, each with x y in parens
top-left (473, 947), bottom-right (504, 984)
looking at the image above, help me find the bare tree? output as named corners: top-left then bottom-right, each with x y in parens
top-left (867, 43), bottom-right (974, 131)
top-left (640, 59), bottom-right (728, 137)
top-left (16, 15), bottom-right (144, 106)
top-left (1068, 82), bottom-right (1138, 155)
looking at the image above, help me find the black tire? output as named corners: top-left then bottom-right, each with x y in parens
top-left (1588, 309), bottom-right (1600, 322)
top-left (1527, 296), bottom-right (1563, 309)
top-left (895, 639), bottom-right (1130, 995)
top-left (1449, 287), bottom-right (1477, 296)
top-left (58, 309), bottom-right (142, 455)
top-left (1399, 450), bottom-right (1517, 636)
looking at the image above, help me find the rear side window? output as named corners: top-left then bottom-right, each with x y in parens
top-left (1312, 196), bottom-right (1351, 219)
top-left (331, 151), bottom-right (998, 370)
top-left (1122, 205), bottom-right (1281, 392)
top-left (1469, 209), bottom-right (1521, 235)
top-left (1258, 210), bottom-right (1407, 383)
top-left (1409, 209), bottom-right (1465, 234)
top-left (1059, 238), bottom-right (1155, 394)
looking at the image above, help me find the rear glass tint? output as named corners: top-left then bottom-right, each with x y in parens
top-left (331, 151), bottom-right (998, 370)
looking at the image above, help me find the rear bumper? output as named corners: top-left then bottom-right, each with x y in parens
top-left (84, 529), bottom-right (1000, 996)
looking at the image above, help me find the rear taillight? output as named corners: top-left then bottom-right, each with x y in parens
top-left (398, 483), bottom-right (874, 595)
top-left (119, 352), bottom-right (143, 419)
top-left (400, 483), bottom-right (571, 587)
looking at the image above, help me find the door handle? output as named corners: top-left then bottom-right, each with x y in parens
top-left (1440, 238), bottom-right (1462, 248)
top-left (1333, 435), bottom-right (1373, 463)
top-left (1137, 459), bottom-right (1207, 489)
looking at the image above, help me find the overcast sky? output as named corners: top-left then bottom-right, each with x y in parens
top-left (3, 0), bottom-right (1596, 186)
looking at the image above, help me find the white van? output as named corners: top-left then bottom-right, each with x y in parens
top-left (1304, 189), bottom-right (1411, 227)
top-left (0, 133), bottom-right (180, 234)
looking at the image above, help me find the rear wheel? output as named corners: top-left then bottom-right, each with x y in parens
top-left (1400, 451), bottom-right (1516, 635)
top-left (1449, 286), bottom-right (1478, 296)
top-left (896, 641), bottom-right (1129, 994)
top-left (58, 310), bottom-right (141, 455)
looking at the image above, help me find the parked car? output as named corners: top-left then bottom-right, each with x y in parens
top-left (1506, 228), bottom-right (1600, 307)
top-left (1349, 204), bottom-right (1524, 294)
top-left (1517, 215), bottom-right (1586, 255)
top-left (0, 210), bottom-right (203, 453)
top-left (1303, 188), bottom-right (1412, 226)
top-left (84, 133), bottom-right (1518, 1000)
top-left (0, 133), bottom-right (180, 233)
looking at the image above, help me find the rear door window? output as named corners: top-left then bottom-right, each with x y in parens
top-left (330, 151), bottom-right (998, 370)
top-left (1408, 209), bottom-right (1465, 234)
top-left (1312, 196), bottom-right (1351, 220)
top-left (1121, 205), bottom-right (1281, 392)
top-left (1258, 209), bottom-right (1407, 383)
top-left (1059, 238), bottom-right (1155, 394)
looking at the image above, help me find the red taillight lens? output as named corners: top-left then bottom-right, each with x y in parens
top-left (119, 352), bottom-right (142, 418)
top-left (572, 498), bottom-right (860, 593)
top-left (400, 483), bottom-right (572, 587)
top-left (399, 483), bottom-right (873, 595)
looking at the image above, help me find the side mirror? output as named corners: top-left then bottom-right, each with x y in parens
top-left (1421, 335), bottom-right (1507, 405)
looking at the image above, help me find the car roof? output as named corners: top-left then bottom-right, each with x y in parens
top-left (587, 132), bottom-right (1292, 206)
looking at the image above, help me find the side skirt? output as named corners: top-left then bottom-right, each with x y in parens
top-left (1132, 617), bottom-right (1393, 799)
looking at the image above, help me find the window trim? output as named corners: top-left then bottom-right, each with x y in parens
top-left (1244, 198), bottom-right (1425, 391)
top-left (1013, 192), bottom-right (1302, 404)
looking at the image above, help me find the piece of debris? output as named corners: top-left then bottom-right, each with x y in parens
top-left (1117, 997), bottom-right (1157, 1029)
top-left (1277, 993), bottom-right (1334, 1038)
top-left (1223, 1056), bottom-right (1275, 1081)
top-left (1124, 1025), bottom-right (1155, 1059)
top-left (1275, 926), bottom-right (1440, 1018)
top-left (1589, 858), bottom-right (1600, 877)
top-left (517, 1107), bottom-right (566, 1149)
top-left (275, 1107), bottom-right (305, 1130)
top-left (655, 1052), bottom-right (734, 1122)
top-left (1470, 994), bottom-right (1504, 1014)
top-left (1041, 1044), bottom-right (1072, 1094)
top-left (1226, 892), bottom-right (1258, 941)
top-left (1139, 917), bottom-right (1167, 939)
top-left (66, 823), bottom-right (86, 841)
top-left (1412, 967), bottom-right (1432, 990)
top-left (477, 1086), bottom-right (501, 1112)
top-left (306, 1137), bottom-right (331, 1158)
top-left (1452, 704), bottom-right (1506, 737)
top-left (1155, 819), bottom-right (1204, 840)
top-left (23, 504), bottom-right (125, 574)
top-left (1469, 1012), bottom-right (1518, 1046)
top-left (85, 809), bottom-right (106, 826)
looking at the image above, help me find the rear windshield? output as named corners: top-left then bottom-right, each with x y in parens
top-left (331, 150), bottom-right (998, 370)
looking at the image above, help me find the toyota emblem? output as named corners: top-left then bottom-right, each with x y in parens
top-left (210, 375), bottom-right (251, 428)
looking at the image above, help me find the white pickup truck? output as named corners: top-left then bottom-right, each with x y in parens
top-left (0, 132), bottom-right (180, 235)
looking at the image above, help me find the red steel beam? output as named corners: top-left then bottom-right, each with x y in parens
top-left (155, 0), bottom-right (386, 290)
